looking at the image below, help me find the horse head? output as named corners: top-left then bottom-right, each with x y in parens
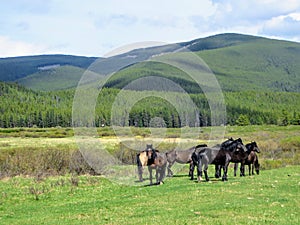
top-left (252, 141), bottom-right (260, 153)
top-left (235, 138), bottom-right (247, 152)
top-left (246, 141), bottom-right (260, 153)
top-left (146, 144), bottom-right (157, 160)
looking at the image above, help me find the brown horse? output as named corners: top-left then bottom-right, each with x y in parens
top-left (136, 144), bottom-right (167, 185)
top-left (234, 141), bottom-right (260, 176)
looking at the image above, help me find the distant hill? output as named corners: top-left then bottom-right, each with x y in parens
top-left (17, 65), bottom-right (87, 91)
top-left (0, 33), bottom-right (300, 92)
top-left (103, 34), bottom-right (300, 93)
top-left (0, 54), bottom-right (97, 81)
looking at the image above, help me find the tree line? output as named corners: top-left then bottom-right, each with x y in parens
top-left (1, 82), bottom-right (300, 128)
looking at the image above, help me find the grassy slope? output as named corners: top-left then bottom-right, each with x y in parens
top-left (17, 65), bottom-right (86, 91)
top-left (198, 39), bottom-right (300, 92)
top-left (101, 36), bottom-right (300, 93)
top-left (0, 165), bottom-right (299, 224)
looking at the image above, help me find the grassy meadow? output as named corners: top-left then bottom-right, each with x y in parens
top-left (0, 165), bottom-right (299, 224)
top-left (0, 125), bottom-right (299, 224)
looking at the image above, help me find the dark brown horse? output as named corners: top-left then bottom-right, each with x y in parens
top-left (136, 144), bottom-right (167, 185)
top-left (192, 138), bottom-right (247, 182)
top-left (234, 141), bottom-right (260, 176)
top-left (166, 144), bottom-right (207, 178)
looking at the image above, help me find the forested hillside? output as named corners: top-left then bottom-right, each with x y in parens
top-left (0, 33), bottom-right (299, 128)
top-left (1, 82), bottom-right (299, 128)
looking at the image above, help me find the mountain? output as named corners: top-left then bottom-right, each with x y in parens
top-left (0, 33), bottom-right (300, 92)
top-left (0, 54), bottom-right (97, 82)
top-left (101, 33), bottom-right (300, 92)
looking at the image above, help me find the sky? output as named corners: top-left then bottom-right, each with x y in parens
top-left (1, 0), bottom-right (300, 58)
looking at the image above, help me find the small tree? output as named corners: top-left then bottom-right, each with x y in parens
top-left (278, 109), bottom-right (289, 126)
top-left (236, 114), bottom-right (250, 126)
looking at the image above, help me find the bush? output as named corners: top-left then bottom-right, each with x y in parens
top-left (0, 148), bottom-right (97, 178)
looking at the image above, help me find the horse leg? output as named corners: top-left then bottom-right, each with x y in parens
top-left (148, 166), bottom-right (153, 185)
top-left (222, 156), bottom-right (230, 181)
top-left (155, 167), bottom-right (159, 184)
top-left (167, 161), bottom-right (174, 177)
top-left (189, 162), bottom-right (195, 179)
top-left (197, 159), bottom-right (203, 182)
top-left (251, 162), bottom-right (255, 175)
top-left (138, 165), bottom-right (144, 182)
top-left (234, 163), bottom-right (238, 176)
top-left (240, 162), bottom-right (245, 177)
top-left (248, 164), bottom-right (251, 176)
top-left (255, 160), bottom-right (260, 175)
top-left (222, 165), bottom-right (228, 181)
top-left (158, 164), bottom-right (167, 184)
top-left (203, 161), bottom-right (209, 181)
top-left (215, 164), bottom-right (221, 178)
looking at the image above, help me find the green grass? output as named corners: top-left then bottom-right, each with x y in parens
top-left (17, 65), bottom-right (86, 91)
top-left (0, 125), bottom-right (299, 223)
top-left (0, 166), bottom-right (299, 224)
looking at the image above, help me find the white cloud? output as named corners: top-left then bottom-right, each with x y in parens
top-left (0, 36), bottom-right (46, 57)
top-left (1, 0), bottom-right (300, 57)
top-left (259, 13), bottom-right (300, 40)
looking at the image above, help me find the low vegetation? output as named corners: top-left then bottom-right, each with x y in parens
top-left (0, 125), bottom-right (299, 178)
top-left (0, 165), bottom-right (299, 224)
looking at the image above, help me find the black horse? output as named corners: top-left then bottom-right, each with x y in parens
top-left (213, 137), bottom-right (234, 178)
top-left (136, 144), bottom-right (167, 185)
top-left (166, 144), bottom-right (207, 178)
top-left (234, 141), bottom-right (260, 176)
top-left (192, 138), bottom-right (247, 182)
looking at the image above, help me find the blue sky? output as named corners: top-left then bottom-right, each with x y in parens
top-left (1, 0), bottom-right (300, 57)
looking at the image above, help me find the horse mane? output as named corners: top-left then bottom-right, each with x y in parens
top-left (220, 137), bottom-right (234, 148)
top-left (222, 139), bottom-right (239, 151)
top-left (195, 144), bottom-right (208, 149)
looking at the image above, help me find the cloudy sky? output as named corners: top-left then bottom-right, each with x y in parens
top-left (1, 0), bottom-right (300, 58)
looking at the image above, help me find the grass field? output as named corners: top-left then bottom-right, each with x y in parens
top-left (0, 125), bottom-right (299, 224)
top-left (0, 165), bottom-right (299, 224)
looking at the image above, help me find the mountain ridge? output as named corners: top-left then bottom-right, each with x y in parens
top-left (0, 33), bottom-right (300, 92)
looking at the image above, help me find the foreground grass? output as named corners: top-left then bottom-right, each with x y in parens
top-left (0, 166), bottom-right (299, 224)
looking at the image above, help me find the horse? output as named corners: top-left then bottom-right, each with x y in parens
top-left (212, 137), bottom-right (234, 178)
top-left (192, 138), bottom-right (247, 182)
top-left (234, 141), bottom-right (260, 176)
top-left (166, 144), bottom-right (207, 178)
top-left (136, 144), bottom-right (167, 185)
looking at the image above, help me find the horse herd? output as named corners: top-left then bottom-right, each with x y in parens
top-left (136, 138), bottom-right (260, 185)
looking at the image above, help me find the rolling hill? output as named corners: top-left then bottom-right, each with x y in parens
top-left (17, 65), bottom-right (87, 91)
top-left (1, 33), bottom-right (299, 92)
top-left (0, 54), bottom-right (97, 82)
